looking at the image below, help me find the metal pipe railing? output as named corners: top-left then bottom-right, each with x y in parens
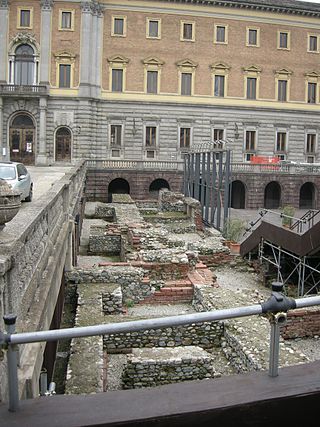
top-left (1, 287), bottom-right (320, 413)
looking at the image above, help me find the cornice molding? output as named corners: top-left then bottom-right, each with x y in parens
top-left (161, 0), bottom-right (320, 18)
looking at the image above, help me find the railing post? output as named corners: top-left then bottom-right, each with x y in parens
top-left (268, 314), bottom-right (281, 377)
top-left (3, 314), bottom-right (20, 412)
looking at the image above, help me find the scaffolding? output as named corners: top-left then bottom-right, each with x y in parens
top-left (183, 140), bottom-right (231, 231)
top-left (259, 239), bottom-right (320, 297)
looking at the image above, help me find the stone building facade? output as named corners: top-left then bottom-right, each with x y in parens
top-left (0, 0), bottom-right (320, 168)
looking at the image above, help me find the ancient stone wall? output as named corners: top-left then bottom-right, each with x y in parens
top-left (65, 266), bottom-right (152, 303)
top-left (122, 347), bottom-right (215, 389)
top-left (0, 162), bottom-right (86, 402)
top-left (104, 321), bottom-right (223, 352)
top-left (102, 286), bottom-right (123, 315)
top-left (88, 225), bottom-right (122, 255)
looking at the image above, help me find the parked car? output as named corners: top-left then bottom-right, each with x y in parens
top-left (0, 161), bottom-right (33, 202)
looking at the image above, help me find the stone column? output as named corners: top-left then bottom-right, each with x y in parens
top-left (0, 97), bottom-right (5, 160)
top-left (39, 0), bottom-right (53, 85)
top-left (37, 97), bottom-right (48, 164)
top-left (79, 1), bottom-right (93, 97)
top-left (90, 7), bottom-right (98, 96)
top-left (0, 0), bottom-right (9, 83)
top-left (95, 4), bottom-right (104, 97)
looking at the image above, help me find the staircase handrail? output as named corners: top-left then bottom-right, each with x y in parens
top-left (290, 209), bottom-right (320, 232)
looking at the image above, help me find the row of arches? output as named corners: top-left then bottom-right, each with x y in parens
top-left (231, 180), bottom-right (316, 209)
top-left (9, 113), bottom-right (72, 164)
top-left (107, 178), bottom-right (170, 202)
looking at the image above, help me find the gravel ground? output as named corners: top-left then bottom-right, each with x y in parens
top-left (214, 265), bottom-right (320, 363)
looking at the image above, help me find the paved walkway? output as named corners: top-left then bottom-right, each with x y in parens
top-left (26, 165), bottom-right (74, 201)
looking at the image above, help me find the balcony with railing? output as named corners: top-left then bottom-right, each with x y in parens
top-left (86, 159), bottom-right (184, 171)
top-left (232, 161), bottom-right (320, 174)
top-left (0, 84), bottom-right (48, 97)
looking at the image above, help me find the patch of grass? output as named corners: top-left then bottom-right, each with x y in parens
top-left (124, 299), bottom-right (135, 308)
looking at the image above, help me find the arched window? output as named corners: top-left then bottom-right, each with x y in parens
top-left (9, 43), bottom-right (38, 85)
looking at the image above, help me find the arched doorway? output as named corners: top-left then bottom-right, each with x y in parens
top-left (9, 114), bottom-right (35, 164)
top-left (149, 179), bottom-right (170, 198)
top-left (55, 127), bottom-right (72, 162)
top-left (264, 181), bottom-right (281, 209)
top-left (299, 182), bottom-right (315, 209)
top-left (108, 178), bottom-right (130, 202)
top-left (230, 180), bottom-right (246, 209)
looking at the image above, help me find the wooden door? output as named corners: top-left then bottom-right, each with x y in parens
top-left (55, 128), bottom-right (71, 162)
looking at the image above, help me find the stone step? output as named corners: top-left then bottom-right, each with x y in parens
top-left (187, 270), bottom-right (208, 286)
top-left (139, 297), bottom-right (192, 305)
top-left (156, 287), bottom-right (193, 294)
top-left (165, 279), bottom-right (193, 288)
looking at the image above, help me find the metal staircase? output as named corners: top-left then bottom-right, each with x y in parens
top-left (240, 209), bottom-right (320, 296)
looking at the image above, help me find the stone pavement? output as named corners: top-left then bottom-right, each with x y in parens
top-left (26, 165), bottom-right (74, 201)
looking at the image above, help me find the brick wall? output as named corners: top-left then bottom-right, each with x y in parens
top-left (85, 169), bottom-right (183, 201)
top-left (281, 308), bottom-right (320, 339)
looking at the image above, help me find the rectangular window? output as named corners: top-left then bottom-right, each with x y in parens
top-left (278, 80), bottom-right (287, 102)
top-left (276, 132), bottom-right (287, 152)
top-left (213, 128), bottom-right (224, 141)
top-left (146, 150), bottom-right (155, 158)
top-left (20, 9), bottom-right (31, 27)
top-left (113, 17), bottom-right (125, 36)
top-left (111, 149), bottom-right (121, 158)
top-left (279, 32), bottom-right (289, 49)
top-left (248, 29), bottom-right (258, 46)
top-left (110, 125), bottom-right (122, 146)
top-left (309, 36), bottom-right (318, 52)
top-left (181, 73), bottom-right (192, 96)
top-left (246, 78), bottom-right (257, 100)
top-left (180, 128), bottom-right (191, 149)
top-left (216, 25), bottom-right (226, 43)
top-left (308, 82), bottom-right (317, 103)
top-left (306, 134), bottom-right (316, 154)
top-left (245, 131), bottom-right (256, 151)
top-left (214, 75), bottom-right (225, 97)
top-left (244, 153), bottom-right (254, 162)
top-left (112, 69), bottom-right (123, 92)
top-left (59, 64), bottom-right (71, 88)
top-left (182, 22), bottom-right (194, 40)
top-left (147, 71), bottom-right (158, 94)
top-left (307, 156), bottom-right (315, 163)
top-left (61, 11), bottom-right (72, 29)
top-left (145, 126), bottom-right (157, 147)
top-left (148, 20), bottom-right (159, 38)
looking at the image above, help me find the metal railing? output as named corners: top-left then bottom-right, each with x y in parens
top-left (290, 209), bottom-right (320, 233)
top-left (0, 84), bottom-right (48, 96)
top-left (232, 162), bottom-right (320, 174)
top-left (86, 159), bottom-right (184, 171)
top-left (1, 284), bottom-right (320, 413)
top-left (242, 208), bottom-right (314, 239)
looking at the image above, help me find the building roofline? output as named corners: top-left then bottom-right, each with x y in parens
top-left (161, 0), bottom-right (320, 18)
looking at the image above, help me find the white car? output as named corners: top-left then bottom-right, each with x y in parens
top-left (0, 161), bottom-right (33, 202)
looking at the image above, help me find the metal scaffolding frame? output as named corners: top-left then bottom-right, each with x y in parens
top-left (183, 140), bottom-right (231, 231)
top-left (259, 239), bottom-right (320, 296)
